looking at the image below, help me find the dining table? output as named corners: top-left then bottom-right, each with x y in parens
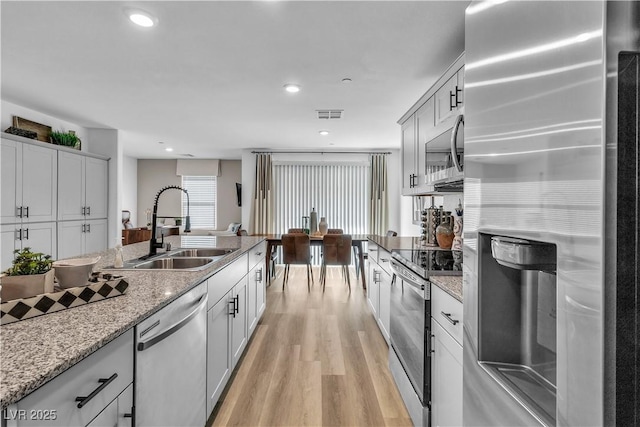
top-left (263, 234), bottom-right (369, 289)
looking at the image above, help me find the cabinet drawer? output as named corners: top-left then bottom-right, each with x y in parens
top-left (7, 329), bottom-right (133, 427)
top-left (431, 284), bottom-right (463, 345)
top-left (248, 242), bottom-right (266, 270)
top-left (378, 248), bottom-right (392, 275)
top-left (208, 253), bottom-right (248, 309)
top-left (367, 241), bottom-right (379, 265)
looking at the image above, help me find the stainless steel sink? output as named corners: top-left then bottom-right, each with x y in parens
top-left (169, 248), bottom-right (238, 258)
top-left (133, 257), bottom-right (215, 270)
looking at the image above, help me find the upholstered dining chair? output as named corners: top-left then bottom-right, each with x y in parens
top-left (326, 228), bottom-right (343, 234)
top-left (287, 228), bottom-right (304, 234)
top-left (321, 234), bottom-right (352, 292)
top-left (281, 233), bottom-right (314, 291)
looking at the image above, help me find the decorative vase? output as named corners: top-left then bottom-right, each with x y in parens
top-left (0, 269), bottom-right (55, 301)
top-left (319, 217), bottom-right (328, 235)
top-left (451, 214), bottom-right (463, 250)
top-left (310, 208), bottom-right (318, 234)
top-left (435, 213), bottom-right (454, 249)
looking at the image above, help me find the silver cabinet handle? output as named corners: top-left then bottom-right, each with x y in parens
top-left (82, 206), bottom-right (86, 216)
top-left (373, 269), bottom-right (381, 283)
top-left (137, 294), bottom-right (208, 351)
top-left (86, 206), bottom-right (91, 216)
top-left (15, 229), bottom-right (22, 241)
top-left (86, 223), bottom-right (91, 233)
top-left (82, 224), bottom-right (86, 233)
top-left (24, 206), bottom-right (29, 218)
top-left (16, 206), bottom-right (23, 218)
top-left (256, 268), bottom-right (263, 283)
top-left (450, 114), bottom-right (464, 173)
top-left (440, 311), bottom-right (460, 325)
top-left (23, 228), bottom-right (29, 240)
top-left (229, 298), bottom-right (236, 317)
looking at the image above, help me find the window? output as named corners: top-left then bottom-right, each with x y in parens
top-left (182, 176), bottom-right (217, 229)
top-left (273, 163), bottom-right (368, 234)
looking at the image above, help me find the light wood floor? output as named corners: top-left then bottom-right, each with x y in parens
top-left (209, 265), bottom-right (412, 427)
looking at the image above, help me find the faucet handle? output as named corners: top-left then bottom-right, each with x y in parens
top-left (164, 242), bottom-right (172, 251)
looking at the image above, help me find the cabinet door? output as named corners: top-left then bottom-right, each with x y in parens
top-left (231, 276), bottom-right (248, 369)
top-left (58, 221), bottom-right (84, 259)
top-left (415, 98), bottom-right (435, 189)
top-left (206, 293), bottom-right (232, 416)
top-left (84, 220), bottom-right (107, 255)
top-left (456, 67), bottom-right (464, 108)
top-left (85, 397), bottom-right (117, 427)
top-left (255, 261), bottom-right (266, 320)
top-left (401, 116), bottom-right (416, 194)
top-left (431, 320), bottom-right (463, 427)
top-left (58, 152), bottom-right (85, 221)
top-left (378, 268), bottom-right (391, 343)
top-left (22, 222), bottom-right (57, 261)
top-left (85, 158), bottom-right (108, 220)
top-left (1, 224), bottom-right (20, 271)
top-left (1, 139), bottom-right (21, 224)
top-left (368, 262), bottom-right (380, 318)
top-left (247, 266), bottom-right (258, 337)
top-left (21, 143), bottom-right (57, 223)
top-left (116, 384), bottom-right (133, 427)
top-left (435, 73), bottom-right (459, 126)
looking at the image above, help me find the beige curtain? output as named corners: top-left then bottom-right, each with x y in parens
top-left (250, 154), bottom-right (274, 235)
top-left (369, 153), bottom-right (388, 235)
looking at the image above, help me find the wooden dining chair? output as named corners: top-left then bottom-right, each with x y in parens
top-left (281, 233), bottom-right (314, 291)
top-left (321, 234), bottom-right (352, 292)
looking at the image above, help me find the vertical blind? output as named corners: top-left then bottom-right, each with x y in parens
top-left (182, 176), bottom-right (217, 229)
top-left (273, 163), bottom-right (369, 235)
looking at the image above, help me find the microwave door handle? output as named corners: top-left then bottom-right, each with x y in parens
top-left (451, 114), bottom-right (464, 172)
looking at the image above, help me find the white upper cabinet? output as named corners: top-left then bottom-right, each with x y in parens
top-left (435, 66), bottom-right (464, 126)
top-left (1, 138), bottom-right (57, 224)
top-left (58, 151), bottom-right (108, 221)
top-left (401, 115), bottom-right (417, 195)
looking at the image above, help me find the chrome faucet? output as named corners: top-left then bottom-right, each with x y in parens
top-left (148, 185), bottom-right (191, 257)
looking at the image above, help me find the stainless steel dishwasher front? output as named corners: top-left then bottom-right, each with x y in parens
top-left (135, 282), bottom-right (208, 427)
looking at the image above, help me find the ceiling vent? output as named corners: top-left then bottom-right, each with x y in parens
top-left (316, 109), bottom-right (343, 120)
top-left (180, 153), bottom-right (195, 157)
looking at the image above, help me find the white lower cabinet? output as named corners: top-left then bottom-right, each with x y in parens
top-left (367, 259), bottom-right (380, 318)
top-left (4, 330), bottom-right (133, 427)
top-left (57, 219), bottom-right (107, 259)
top-left (378, 267), bottom-right (391, 342)
top-left (85, 384), bottom-right (132, 427)
top-left (206, 291), bottom-right (233, 415)
top-left (431, 319), bottom-right (463, 427)
top-left (231, 276), bottom-right (248, 368)
top-left (366, 241), bottom-right (391, 344)
top-left (248, 259), bottom-right (266, 336)
top-left (430, 284), bottom-right (463, 427)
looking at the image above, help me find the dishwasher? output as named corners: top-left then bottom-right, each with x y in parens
top-left (135, 282), bottom-right (208, 427)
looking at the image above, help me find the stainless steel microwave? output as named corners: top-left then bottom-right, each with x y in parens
top-left (424, 113), bottom-right (464, 191)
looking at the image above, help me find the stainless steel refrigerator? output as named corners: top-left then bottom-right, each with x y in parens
top-left (462, 1), bottom-right (639, 426)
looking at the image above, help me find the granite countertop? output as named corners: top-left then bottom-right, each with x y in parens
top-left (0, 235), bottom-right (264, 409)
top-left (367, 235), bottom-right (463, 302)
top-left (429, 275), bottom-right (463, 302)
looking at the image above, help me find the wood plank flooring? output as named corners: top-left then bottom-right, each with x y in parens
top-left (209, 265), bottom-right (412, 427)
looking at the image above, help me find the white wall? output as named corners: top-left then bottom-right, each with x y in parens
top-left (137, 159), bottom-right (241, 230)
top-left (241, 149), bottom-right (403, 236)
top-left (122, 155), bottom-right (138, 227)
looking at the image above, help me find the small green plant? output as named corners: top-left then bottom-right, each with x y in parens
top-left (50, 130), bottom-right (80, 148)
top-left (4, 248), bottom-right (53, 276)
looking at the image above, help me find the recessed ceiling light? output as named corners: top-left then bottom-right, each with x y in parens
top-left (329, 143), bottom-right (335, 146)
top-left (284, 84), bottom-right (301, 93)
top-left (319, 130), bottom-right (330, 136)
top-left (165, 147), bottom-right (174, 152)
top-left (126, 9), bottom-right (157, 27)
top-left (341, 78), bottom-right (352, 83)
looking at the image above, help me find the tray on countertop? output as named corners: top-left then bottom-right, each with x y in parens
top-left (1, 272), bottom-right (128, 325)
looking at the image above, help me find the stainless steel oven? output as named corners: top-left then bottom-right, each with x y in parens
top-left (389, 249), bottom-right (462, 426)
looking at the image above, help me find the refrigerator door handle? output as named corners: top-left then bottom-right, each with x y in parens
top-left (137, 294), bottom-right (208, 351)
top-left (451, 114), bottom-right (464, 173)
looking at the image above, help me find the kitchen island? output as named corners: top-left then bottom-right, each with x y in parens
top-left (0, 235), bottom-right (264, 409)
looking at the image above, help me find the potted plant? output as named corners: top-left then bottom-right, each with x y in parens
top-left (1, 248), bottom-right (55, 301)
top-left (174, 218), bottom-right (182, 226)
top-left (49, 129), bottom-right (81, 149)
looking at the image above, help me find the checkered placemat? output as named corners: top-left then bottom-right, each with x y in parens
top-left (1, 272), bottom-right (128, 325)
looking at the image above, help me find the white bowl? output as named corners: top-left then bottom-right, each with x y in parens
top-left (52, 257), bottom-right (100, 289)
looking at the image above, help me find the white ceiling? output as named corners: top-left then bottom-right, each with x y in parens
top-left (1, 1), bottom-right (468, 159)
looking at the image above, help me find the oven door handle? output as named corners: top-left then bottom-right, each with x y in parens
top-left (390, 259), bottom-right (427, 298)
